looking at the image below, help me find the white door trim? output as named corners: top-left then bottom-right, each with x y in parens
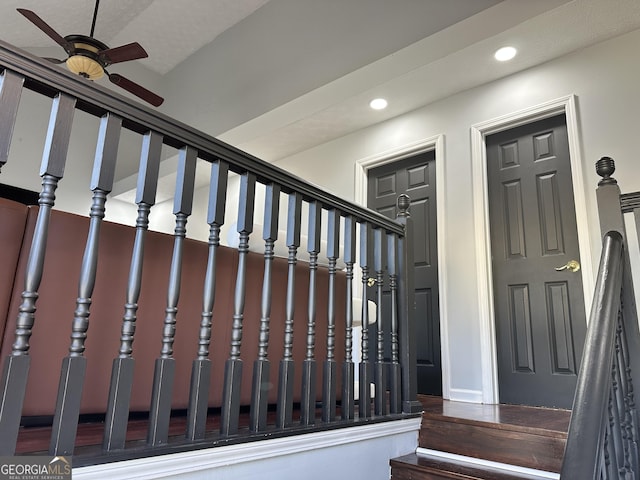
top-left (470, 94), bottom-right (594, 404)
top-left (354, 134), bottom-right (450, 398)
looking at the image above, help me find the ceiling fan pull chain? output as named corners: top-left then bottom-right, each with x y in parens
top-left (90, 0), bottom-right (100, 37)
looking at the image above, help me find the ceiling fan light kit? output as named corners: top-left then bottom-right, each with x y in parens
top-left (66, 54), bottom-right (103, 79)
top-left (16, 2), bottom-right (164, 106)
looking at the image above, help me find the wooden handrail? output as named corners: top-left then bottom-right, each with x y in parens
top-left (560, 231), bottom-right (624, 479)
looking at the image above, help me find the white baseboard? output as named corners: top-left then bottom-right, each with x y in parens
top-left (447, 388), bottom-right (484, 403)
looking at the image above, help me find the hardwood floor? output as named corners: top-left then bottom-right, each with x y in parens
top-left (15, 405), bottom-right (337, 456)
top-left (16, 411), bottom-right (222, 454)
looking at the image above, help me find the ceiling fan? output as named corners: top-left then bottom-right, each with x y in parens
top-left (17, 0), bottom-right (164, 107)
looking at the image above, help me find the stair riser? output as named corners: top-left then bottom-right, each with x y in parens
top-left (420, 418), bottom-right (565, 473)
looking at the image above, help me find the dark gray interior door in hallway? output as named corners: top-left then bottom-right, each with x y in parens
top-left (367, 150), bottom-right (441, 395)
top-left (486, 114), bottom-right (587, 409)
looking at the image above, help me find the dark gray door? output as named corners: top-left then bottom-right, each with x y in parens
top-left (487, 114), bottom-right (587, 409)
top-left (367, 150), bottom-right (441, 395)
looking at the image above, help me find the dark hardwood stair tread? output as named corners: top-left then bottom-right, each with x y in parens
top-left (391, 453), bottom-right (555, 480)
top-left (418, 395), bottom-right (570, 436)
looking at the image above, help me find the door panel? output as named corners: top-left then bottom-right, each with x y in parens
top-left (487, 114), bottom-right (586, 408)
top-left (508, 283), bottom-right (534, 373)
top-left (367, 150), bottom-right (441, 395)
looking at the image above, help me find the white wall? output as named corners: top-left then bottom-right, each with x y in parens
top-left (270, 28), bottom-right (640, 402)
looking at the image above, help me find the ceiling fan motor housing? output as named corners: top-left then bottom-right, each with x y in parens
top-left (64, 34), bottom-right (108, 80)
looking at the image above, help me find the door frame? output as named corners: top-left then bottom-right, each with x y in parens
top-left (471, 94), bottom-right (595, 404)
top-left (354, 134), bottom-right (450, 398)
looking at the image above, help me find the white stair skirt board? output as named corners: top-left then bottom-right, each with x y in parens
top-left (416, 448), bottom-right (560, 480)
top-left (74, 418), bottom-right (422, 480)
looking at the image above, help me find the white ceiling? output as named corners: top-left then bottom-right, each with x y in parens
top-left (2, 0), bottom-right (640, 171)
top-left (217, 0), bottom-right (640, 162)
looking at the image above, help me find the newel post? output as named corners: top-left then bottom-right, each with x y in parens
top-left (595, 156), bottom-right (640, 410)
top-left (395, 194), bottom-right (422, 413)
top-left (595, 157), bottom-right (625, 238)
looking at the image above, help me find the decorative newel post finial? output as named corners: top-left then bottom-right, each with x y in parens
top-left (397, 194), bottom-right (411, 217)
top-left (596, 156), bottom-right (617, 186)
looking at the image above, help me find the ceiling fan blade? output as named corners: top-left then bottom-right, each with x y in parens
top-left (16, 9), bottom-right (71, 53)
top-left (100, 42), bottom-right (148, 65)
top-left (107, 72), bottom-right (164, 107)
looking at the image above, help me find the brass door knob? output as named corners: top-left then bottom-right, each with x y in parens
top-left (555, 259), bottom-right (580, 273)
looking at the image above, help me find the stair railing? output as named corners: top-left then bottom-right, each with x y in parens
top-left (0, 39), bottom-right (422, 465)
top-left (561, 157), bottom-right (640, 479)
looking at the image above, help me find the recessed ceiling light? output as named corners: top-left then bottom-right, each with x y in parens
top-left (369, 98), bottom-right (388, 110)
top-left (494, 46), bottom-right (517, 62)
